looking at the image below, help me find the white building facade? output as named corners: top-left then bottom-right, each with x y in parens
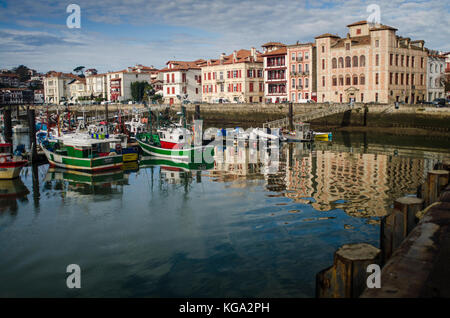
top-left (427, 52), bottom-right (446, 101)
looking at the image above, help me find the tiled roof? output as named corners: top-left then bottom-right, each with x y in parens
top-left (159, 59), bottom-right (206, 72)
top-left (262, 42), bottom-right (286, 47)
top-left (331, 35), bottom-right (371, 48)
top-left (315, 33), bottom-right (340, 39)
top-left (199, 49), bottom-right (263, 67)
top-left (369, 24), bottom-right (398, 31)
top-left (347, 20), bottom-right (368, 27)
top-left (260, 47), bottom-right (287, 57)
top-left (0, 73), bottom-right (19, 78)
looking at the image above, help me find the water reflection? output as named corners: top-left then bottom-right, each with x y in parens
top-left (43, 168), bottom-right (127, 198)
top-left (210, 142), bottom-right (447, 218)
top-left (0, 178), bottom-right (29, 214)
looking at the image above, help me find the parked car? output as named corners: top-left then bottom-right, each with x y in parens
top-left (298, 99), bottom-right (316, 104)
top-left (432, 98), bottom-right (446, 107)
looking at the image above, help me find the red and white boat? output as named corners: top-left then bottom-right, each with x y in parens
top-left (157, 127), bottom-right (193, 149)
top-left (0, 142), bottom-right (28, 180)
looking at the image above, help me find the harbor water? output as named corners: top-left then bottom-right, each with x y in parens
top-left (0, 132), bottom-right (449, 297)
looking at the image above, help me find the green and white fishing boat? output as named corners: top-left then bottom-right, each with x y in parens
top-left (136, 132), bottom-right (214, 162)
top-left (41, 133), bottom-right (123, 172)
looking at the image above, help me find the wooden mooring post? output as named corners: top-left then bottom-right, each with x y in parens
top-left (380, 196), bottom-right (424, 264)
top-left (288, 102), bottom-right (293, 132)
top-left (27, 108), bottom-right (37, 162)
top-left (3, 106), bottom-right (13, 143)
top-left (423, 170), bottom-right (450, 206)
top-left (316, 243), bottom-right (380, 298)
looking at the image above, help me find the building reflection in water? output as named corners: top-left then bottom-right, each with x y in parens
top-left (211, 142), bottom-right (444, 218)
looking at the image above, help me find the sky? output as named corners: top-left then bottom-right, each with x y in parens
top-left (0, 0), bottom-right (448, 74)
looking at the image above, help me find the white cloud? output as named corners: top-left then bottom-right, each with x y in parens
top-left (0, 0), bottom-right (448, 72)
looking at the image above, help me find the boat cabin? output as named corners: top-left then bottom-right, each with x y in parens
top-left (52, 135), bottom-right (120, 159)
top-left (0, 143), bottom-right (12, 155)
top-left (157, 127), bottom-right (192, 148)
top-left (294, 122), bottom-right (313, 141)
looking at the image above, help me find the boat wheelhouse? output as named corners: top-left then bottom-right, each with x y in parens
top-left (41, 133), bottom-right (123, 172)
top-left (0, 142), bottom-right (28, 179)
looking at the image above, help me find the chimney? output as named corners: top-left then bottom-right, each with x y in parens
top-left (251, 47), bottom-right (256, 61)
top-left (219, 53), bottom-right (225, 65)
top-left (233, 50), bottom-right (237, 63)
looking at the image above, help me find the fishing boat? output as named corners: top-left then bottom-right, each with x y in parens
top-left (0, 142), bottom-right (28, 180)
top-left (136, 132), bottom-right (214, 162)
top-left (282, 122), bottom-right (314, 142)
top-left (41, 133), bottom-right (123, 172)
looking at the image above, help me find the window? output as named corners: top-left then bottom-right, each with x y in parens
top-left (338, 57), bottom-right (344, 68)
top-left (332, 76), bottom-right (337, 86)
top-left (298, 93), bottom-right (302, 100)
top-left (395, 73), bottom-right (398, 85)
top-left (345, 43), bottom-right (350, 50)
top-left (172, 73), bottom-right (175, 82)
top-left (305, 78), bottom-right (309, 88)
top-left (292, 53), bottom-right (296, 61)
top-left (401, 73), bottom-right (404, 85)
top-left (339, 76), bottom-right (344, 86)
top-left (304, 52), bottom-right (309, 60)
top-left (250, 82), bottom-right (254, 92)
top-left (298, 64), bottom-right (302, 73)
top-left (322, 76), bottom-right (325, 87)
top-left (345, 75), bottom-right (351, 85)
top-left (360, 74), bottom-right (365, 85)
top-left (353, 56), bottom-right (358, 67)
top-left (305, 64), bottom-right (309, 73)
top-left (167, 87), bottom-right (170, 94)
top-left (345, 56), bottom-right (351, 67)
top-left (291, 79), bottom-right (295, 89)
top-left (298, 78), bottom-right (302, 87)
top-left (420, 74), bottom-right (423, 85)
top-left (332, 58), bottom-right (337, 69)
top-left (421, 57), bottom-right (424, 68)
top-left (411, 74), bottom-right (415, 85)
top-left (375, 54), bottom-right (379, 66)
top-left (292, 93), bottom-right (295, 101)
top-left (356, 28), bottom-right (361, 35)
top-left (322, 45), bottom-right (325, 53)
top-left (390, 73), bottom-right (393, 85)
top-left (406, 73), bottom-right (409, 85)
top-left (390, 54), bottom-right (393, 66)
top-left (360, 55), bottom-right (366, 67)
top-left (353, 75), bottom-right (358, 85)
top-left (196, 88), bottom-right (198, 94)
top-left (375, 39), bottom-right (379, 47)
top-left (322, 59), bottom-right (325, 70)
top-left (172, 87), bottom-right (175, 94)
top-left (375, 73), bottom-right (379, 85)
top-left (411, 57), bottom-right (415, 68)
top-left (406, 56), bottom-right (409, 67)
top-left (292, 65), bottom-right (295, 73)
top-left (361, 93), bottom-right (364, 102)
top-left (401, 55), bottom-right (404, 67)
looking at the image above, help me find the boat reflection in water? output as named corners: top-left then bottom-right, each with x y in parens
top-left (44, 167), bottom-right (127, 197)
top-left (140, 156), bottom-right (214, 186)
top-left (0, 178), bottom-right (29, 214)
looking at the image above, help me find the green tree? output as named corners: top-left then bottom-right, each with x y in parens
top-left (12, 65), bottom-right (31, 82)
top-left (131, 81), bottom-right (151, 102)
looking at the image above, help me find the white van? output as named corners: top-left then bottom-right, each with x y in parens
top-left (298, 99), bottom-right (315, 104)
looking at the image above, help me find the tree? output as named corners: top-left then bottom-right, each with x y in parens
top-left (131, 81), bottom-right (151, 102)
top-left (73, 66), bottom-right (85, 77)
top-left (12, 65), bottom-right (31, 82)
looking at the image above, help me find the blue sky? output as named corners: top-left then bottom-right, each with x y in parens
top-left (0, 0), bottom-right (448, 73)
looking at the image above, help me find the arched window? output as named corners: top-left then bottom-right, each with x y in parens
top-left (345, 56), bottom-right (351, 68)
top-left (332, 76), bottom-right (337, 86)
top-left (298, 78), bottom-right (302, 87)
top-left (352, 56), bottom-right (358, 67)
top-left (345, 75), bottom-right (351, 85)
top-left (332, 58), bottom-right (337, 69)
top-left (338, 57), bottom-right (344, 68)
top-left (435, 78), bottom-right (440, 87)
top-left (339, 75), bottom-right (344, 86)
top-left (360, 55), bottom-right (366, 67)
top-left (360, 74), bottom-right (365, 85)
top-left (353, 75), bottom-right (358, 85)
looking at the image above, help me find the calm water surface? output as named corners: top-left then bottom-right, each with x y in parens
top-left (0, 132), bottom-right (449, 297)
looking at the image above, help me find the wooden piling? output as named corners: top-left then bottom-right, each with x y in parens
top-left (424, 170), bottom-right (450, 206)
top-left (393, 196), bottom-right (424, 235)
top-left (288, 102), bottom-right (293, 132)
top-left (194, 105), bottom-right (200, 120)
top-left (27, 108), bottom-right (37, 162)
top-left (3, 106), bottom-right (13, 143)
top-left (316, 243), bottom-right (380, 298)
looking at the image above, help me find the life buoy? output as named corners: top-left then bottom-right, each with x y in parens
top-left (0, 156), bottom-right (6, 163)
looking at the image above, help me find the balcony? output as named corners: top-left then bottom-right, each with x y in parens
top-left (216, 78), bottom-right (225, 83)
top-left (164, 80), bottom-right (188, 85)
top-left (297, 57), bottom-right (303, 62)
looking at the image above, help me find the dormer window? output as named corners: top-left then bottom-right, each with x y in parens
top-left (356, 28), bottom-right (361, 35)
